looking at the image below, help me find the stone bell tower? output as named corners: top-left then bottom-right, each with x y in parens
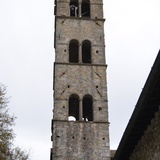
top-left (51, 0), bottom-right (110, 159)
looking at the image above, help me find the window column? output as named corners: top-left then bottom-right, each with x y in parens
top-left (79, 44), bottom-right (82, 63)
top-left (79, 2), bottom-right (82, 17)
top-left (79, 99), bottom-right (83, 121)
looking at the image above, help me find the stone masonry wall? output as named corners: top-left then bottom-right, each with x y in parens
top-left (52, 121), bottom-right (110, 160)
top-left (129, 109), bottom-right (160, 160)
top-left (55, 18), bottom-right (105, 64)
top-left (56, 0), bottom-right (104, 19)
top-left (53, 64), bottom-right (108, 122)
top-left (52, 0), bottom-right (110, 159)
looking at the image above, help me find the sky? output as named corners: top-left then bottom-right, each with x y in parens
top-left (0, 0), bottom-right (160, 159)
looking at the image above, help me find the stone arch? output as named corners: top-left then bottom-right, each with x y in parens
top-left (82, 40), bottom-right (91, 63)
top-left (82, 94), bottom-right (93, 121)
top-left (81, 0), bottom-right (90, 17)
top-left (70, 0), bottom-right (79, 17)
top-left (69, 39), bottom-right (79, 63)
top-left (68, 94), bottom-right (79, 121)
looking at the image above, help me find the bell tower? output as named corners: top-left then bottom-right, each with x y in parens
top-left (51, 0), bottom-right (110, 159)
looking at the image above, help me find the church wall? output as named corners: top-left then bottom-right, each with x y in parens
top-left (129, 109), bottom-right (160, 160)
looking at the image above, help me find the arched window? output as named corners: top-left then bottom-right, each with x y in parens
top-left (81, 0), bottom-right (90, 17)
top-left (83, 95), bottom-right (93, 121)
top-left (70, 0), bottom-right (79, 17)
top-left (69, 94), bottom-right (79, 121)
top-left (82, 40), bottom-right (91, 63)
top-left (69, 39), bottom-right (79, 63)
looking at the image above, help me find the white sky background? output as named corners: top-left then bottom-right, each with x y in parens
top-left (0, 0), bottom-right (160, 159)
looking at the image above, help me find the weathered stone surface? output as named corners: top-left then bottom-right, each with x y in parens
top-left (53, 64), bottom-right (108, 121)
top-left (51, 0), bottom-right (110, 159)
top-left (52, 121), bottom-right (110, 160)
top-left (55, 18), bottom-right (106, 64)
top-left (56, 0), bottom-right (104, 19)
top-left (129, 110), bottom-right (160, 160)
top-left (110, 150), bottom-right (116, 159)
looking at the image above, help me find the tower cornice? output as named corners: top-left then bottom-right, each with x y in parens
top-left (54, 62), bottom-right (107, 67)
top-left (55, 15), bottom-right (105, 22)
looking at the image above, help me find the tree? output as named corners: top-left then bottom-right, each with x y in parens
top-left (10, 147), bottom-right (30, 160)
top-left (0, 84), bottom-right (30, 160)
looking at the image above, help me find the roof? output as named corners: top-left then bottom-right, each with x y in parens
top-left (113, 50), bottom-right (160, 160)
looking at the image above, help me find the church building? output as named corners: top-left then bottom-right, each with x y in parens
top-left (113, 50), bottom-right (160, 160)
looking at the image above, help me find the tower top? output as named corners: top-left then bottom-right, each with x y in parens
top-left (54, 0), bottom-right (104, 20)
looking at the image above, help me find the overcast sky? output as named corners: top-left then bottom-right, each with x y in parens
top-left (0, 0), bottom-right (160, 159)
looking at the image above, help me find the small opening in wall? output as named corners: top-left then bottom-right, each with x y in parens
top-left (96, 50), bottom-right (99, 53)
top-left (64, 49), bottom-right (67, 52)
top-left (63, 106), bottom-right (65, 109)
top-left (57, 136), bottom-right (60, 138)
top-left (83, 137), bottom-right (86, 140)
top-left (68, 85), bottom-right (70, 88)
top-left (83, 95), bottom-right (93, 121)
top-left (82, 40), bottom-right (91, 63)
top-left (99, 107), bottom-right (102, 111)
top-left (68, 94), bottom-right (79, 121)
top-left (103, 138), bottom-right (105, 140)
top-left (70, 0), bottom-right (79, 17)
top-left (96, 86), bottom-right (98, 88)
top-left (82, 0), bottom-right (90, 17)
top-left (69, 39), bottom-right (79, 63)
top-left (72, 136), bottom-right (75, 139)
top-left (95, 17), bottom-right (97, 19)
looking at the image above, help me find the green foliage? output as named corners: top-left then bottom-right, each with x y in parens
top-left (0, 84), bottom-right (30, 160)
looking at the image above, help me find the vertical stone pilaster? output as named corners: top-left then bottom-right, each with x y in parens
top-left (79, 99), bottom-right (83, 121)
